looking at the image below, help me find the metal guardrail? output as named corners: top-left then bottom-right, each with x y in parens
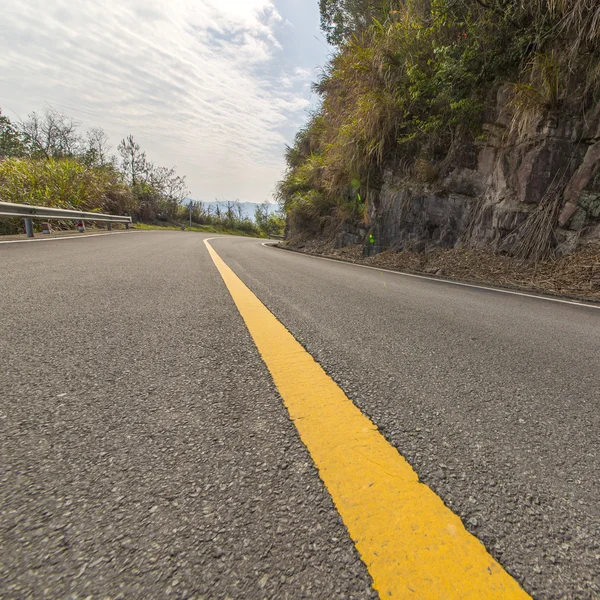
top-left (0, 201), bottom-right (132, 222)
top-left (0, 201), bottom-right (132, 237)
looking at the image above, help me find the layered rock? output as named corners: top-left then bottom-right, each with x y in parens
top-left (359, 88), bottom-right (600, 257)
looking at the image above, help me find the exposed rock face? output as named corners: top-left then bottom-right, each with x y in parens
top-left (364, 88), bottom-right (600, 257)
top-left (368, 189), bottom-right (473, 254)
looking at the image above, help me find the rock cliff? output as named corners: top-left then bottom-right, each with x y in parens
top-left (352, 88), bottom-right (600, 259)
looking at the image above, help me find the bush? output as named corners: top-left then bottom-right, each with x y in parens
top-left (0, 158), bottom-right (127, 210)
top-left (255, 201), bottom-right (286, 236)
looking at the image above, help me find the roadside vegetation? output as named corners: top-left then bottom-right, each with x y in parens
top-left (134, 223), bottom-right (256, 237)
top-left (279, 0), bottom-right (600, 233)
top-left (0, 107), bottom-right (284, 237)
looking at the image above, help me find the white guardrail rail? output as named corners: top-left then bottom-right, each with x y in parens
top-left (0, 201), bottom-right (132, 237)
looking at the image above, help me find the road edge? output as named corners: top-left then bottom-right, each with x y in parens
top-left (269, 243), bottom-right (600, 309)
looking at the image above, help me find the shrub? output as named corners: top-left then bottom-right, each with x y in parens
top-left (0, 158), bottom-right (126, 210)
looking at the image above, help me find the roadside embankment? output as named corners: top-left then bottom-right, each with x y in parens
top-left (282, 238), bottom-right (600, 301)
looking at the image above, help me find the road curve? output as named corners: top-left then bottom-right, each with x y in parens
top-left (1, 231), bottom-right (599, 599)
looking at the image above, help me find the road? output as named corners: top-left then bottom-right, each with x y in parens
top-left (1, 231), bottom-right (598, 599)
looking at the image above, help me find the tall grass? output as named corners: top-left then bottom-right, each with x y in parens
top-left (0, 158), bottom-right (131, 211)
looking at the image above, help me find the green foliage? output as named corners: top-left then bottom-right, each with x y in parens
top-left (0, 157), bottom-right (126, 210)
top-left (255, 201), bottom-right (286, 236)
top-left (319, 0), bottom-right (399, 46)
top-left (216, 201), bottom-right (258, 234)
top-left (281, 0), bottom-right (600, 233)
top-left (134, 222), bottom-right (260, 237)
top-left (0, 110), bottom-right (25, 158)
top-left (180, 200), bottom-right (262, 237)
top-left (116, 134), bottom-right (189, 222)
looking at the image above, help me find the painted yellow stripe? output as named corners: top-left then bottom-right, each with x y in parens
top-left (204, 238), bottom-right (530, 600)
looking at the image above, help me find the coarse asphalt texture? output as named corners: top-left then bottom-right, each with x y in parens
top-left (1, 231), bottom-right (599, 599)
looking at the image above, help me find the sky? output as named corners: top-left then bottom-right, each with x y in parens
top-left (0, 0), bottom-right (331, 203)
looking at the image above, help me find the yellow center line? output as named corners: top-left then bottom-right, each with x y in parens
top-left (204, 238), bottom-right (530, 600)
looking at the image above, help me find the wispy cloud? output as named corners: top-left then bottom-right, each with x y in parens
top-left (0, 0), bottom-right (320, 202)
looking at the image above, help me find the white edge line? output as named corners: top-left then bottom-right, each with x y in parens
top-left (260, 242), bottom-right (600, 311)
top-left (0, 231), bottom-right (138, 244)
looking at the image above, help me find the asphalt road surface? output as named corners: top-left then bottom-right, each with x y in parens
top-left (1, 231), bottom-right (599, 599)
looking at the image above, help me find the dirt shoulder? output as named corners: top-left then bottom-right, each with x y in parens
top-left (281, 239), bottom-right (600, 302)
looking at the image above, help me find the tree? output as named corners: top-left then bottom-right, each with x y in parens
top-left (149, 165), bottom-right (188, 202)
top-left (19, 107), bottom-right (82, 159)
top-left (319, 0), bottom-right (396, 46)
top-left (225, 201), bottom-right (234, 220)
top-left (255, 201), bottom-right (270, 229)
top-left (255, 200), bottom-right (285, 236)
top-left (188, 200), bottom-right (208, 224)
top-left (234, 200), bottom-right (244, 221)
top-left (118, 135), bottom-right (149, 187)
top-left (147, 164), bottom-right (189, 219)
top-left (117, 135), bottom-right (189, 221)
top-left (118, 135), bottom-right (145, 186)
top-left (84, 127), bottom-right (112, 167)
top-left (0, 109), bottom-right (24, 158)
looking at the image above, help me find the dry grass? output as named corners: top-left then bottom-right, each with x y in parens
top-left (539, 0), bottom-right (600, 55)
top-left (510, 184), bottom-right (565, 262)
top-left (508, 51), bottom-right (565, 143)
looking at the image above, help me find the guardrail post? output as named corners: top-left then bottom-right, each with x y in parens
top-left (24, 218), bottom-right (34, 238)
top-left (107, 222), bottom-right (112, 231)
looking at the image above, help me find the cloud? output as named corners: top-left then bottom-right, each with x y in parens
top-left (280, 66), bottom-right (315, 89)
top-left (0, 0), bottom-right (315, 202)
